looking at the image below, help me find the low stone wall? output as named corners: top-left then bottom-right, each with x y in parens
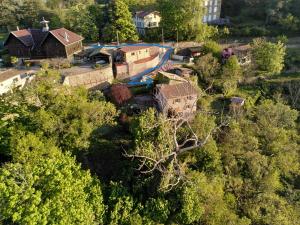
top-left (63, 65), bottom-right (113, 90)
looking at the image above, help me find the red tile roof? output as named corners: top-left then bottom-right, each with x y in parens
top-left (119, 45), bottom-right (151, 53)
top-left (11, 29), bottom-right (34, 47)
top-left (6, 28), bottom-right (83, 48)
top-left (157, 82), bottom-right (198, 99)
top-left (48, 28), bottom-right (83, 46)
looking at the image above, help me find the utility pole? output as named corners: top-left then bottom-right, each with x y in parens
top-left (116, 31), bottom-right (120, 46)
top-left (161, 27), bottom-right (164, 46)
top-left (176, 29), bottom-right (179, 48)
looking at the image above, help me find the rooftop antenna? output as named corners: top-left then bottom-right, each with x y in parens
top-left (40, 17), bottom-right (50, 32)
top-left (64, 32), bottom-right (70, 42)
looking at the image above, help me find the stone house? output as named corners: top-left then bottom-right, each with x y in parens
top-left (155, 81), bottom-right (198, 117)
top-left (133, 11), bottom-right (161, 36)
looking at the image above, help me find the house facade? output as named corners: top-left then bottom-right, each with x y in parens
top-left (0, 69), bottom-right (35, 95)
top-left (133, 11), bottom-right (161, 35)
top-left (155, 81), bottom-right (198, 117)
top-left (4, 19), bottom-right (83, 60)
top-left (202, 0), bottom-right (222, 23)
top-left (114, 46), bottom-right (160, 80)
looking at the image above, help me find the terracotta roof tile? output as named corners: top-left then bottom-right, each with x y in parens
top-left (119, 45), bottom-right (151, 53)
top-left (49, 28), bottom-right (83, 46)
top-left (157, 82), bottom-right (198, 99)
top-left (8, 28), bottom-right (82, 48)
top-left (11, 29), bottom-right (33, 47)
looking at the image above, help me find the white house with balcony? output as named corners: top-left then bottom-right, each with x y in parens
top-left (0, 69), bottom-right (35, 95)
top-left (133, 11), bottom-right (161, 36)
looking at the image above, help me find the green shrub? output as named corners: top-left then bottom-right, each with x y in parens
top-left (202, 41), bottom-right (222, 59)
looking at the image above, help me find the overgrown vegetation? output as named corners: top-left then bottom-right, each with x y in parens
top-left (0, 36), bottom-right (299, 224)
top-left (0, 0), bottom-right (300, 224)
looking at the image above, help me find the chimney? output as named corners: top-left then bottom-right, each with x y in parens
top-left (64, 32), bottom-right (69, 42)
top-left (40, 17), bottom-right (50, 32)
top-left (16, 26), bottom-right (19, 31)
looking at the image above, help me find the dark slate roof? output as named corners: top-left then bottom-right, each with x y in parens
top-left (157, 82), bottom-right (198, 99)
top-left (231, 97), bottom-right (245, 105)
top-left (30, 29), bottom-right (48, 47)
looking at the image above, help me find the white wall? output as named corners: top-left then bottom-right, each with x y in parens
top-left (133, 12), bottom-right (161, 35)
top-left (0, 72), bottom-right (34, 95)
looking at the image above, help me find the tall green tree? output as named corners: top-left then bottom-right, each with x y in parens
top-left (251, 38), bottom-right (286, 75)
top-left (0, 149), bottom-right (105, 224)
top-left (103, 0), bottom-right (138, 42)
top-left (20, 0), bottom-right (44, 27)
top-left (65, 3), bottom-right (99, 41)
top-left (158, 0), bottom-right (217, 41)
top-left (0, 0), bottom-right (22, 30)
top-left (0, 69), bottom-right (118, 156)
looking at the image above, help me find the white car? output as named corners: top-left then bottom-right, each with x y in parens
top-left (95, 60), bottom-right (106, 65)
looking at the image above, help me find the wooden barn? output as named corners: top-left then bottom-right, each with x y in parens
top-left (4, 18), bottom-right (83, 59)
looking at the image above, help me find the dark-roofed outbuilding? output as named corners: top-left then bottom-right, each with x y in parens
top-left (4, 27), bottom-right (83, 59)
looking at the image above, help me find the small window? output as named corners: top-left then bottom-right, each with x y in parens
top-left (174, 99), bottom-right (181, 103)
top-left (13, 78), bottom-right (18, 82)
top-left (131, 52), bottom-right (135, 56)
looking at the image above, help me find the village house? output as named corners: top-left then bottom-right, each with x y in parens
top-left (114, 45), bottom-right (160, 80)
top-left (4, 18), bottom-right (83, 60)
top-left (0, 69), bottom-right (35, 95)
top-left (176, 46), bottom-right (203, 62)
top-left (155, 75), bottom-right (198, 117)
top-left (222, 45), bottom-right (252, 65)
top-left (133, 11), bottom-right (161, 36)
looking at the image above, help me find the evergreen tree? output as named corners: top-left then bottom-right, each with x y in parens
top-left (103, 0), bottom-right (138, 42)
